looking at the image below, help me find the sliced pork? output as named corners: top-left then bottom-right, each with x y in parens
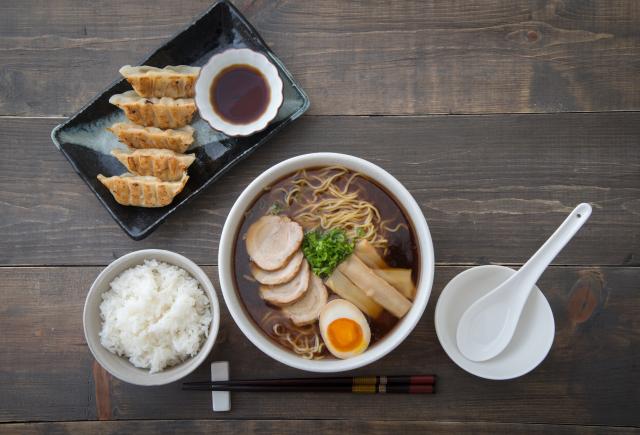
top-left (259, 260), bottom-right (310, 306)
top-left (250, 251), bottom-right (304, 286)
top-left (245, 215), bottom-right (304, 271)
top-left (282, 274), bottom-right (328, 326)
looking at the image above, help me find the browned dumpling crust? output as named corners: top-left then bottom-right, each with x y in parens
top-left (111, 148), bottom-right (195, 182)
top-left (97, 173), bottom-right (189, 208)
top-left (109, 91), bottom-right (196, 129)
top-left (107, 122), bottom-right (194, 153)
top-left (119, 65), bottom-right (200, 98)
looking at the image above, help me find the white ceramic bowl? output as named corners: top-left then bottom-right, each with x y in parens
top-left (218, 153), bottom-right (435, 372)
top-left (195, 48), bottom-right (283, 136)
top-left (83, 249), bottom-right (220, 386)
top-left (435, 265), bottom-right (555, 380)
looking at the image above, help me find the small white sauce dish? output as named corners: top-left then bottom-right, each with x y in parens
top-left (435, 265), bottom-right (555, 380)
top-left (83, 249), bottom-right (220, 386)
top-left (218, 153), bottom-right (435, 373)
top-left (195, 48), bottom-right (283, 137)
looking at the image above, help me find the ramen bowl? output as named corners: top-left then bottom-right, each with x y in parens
top-left (218, 153), bottom-right (434, 372)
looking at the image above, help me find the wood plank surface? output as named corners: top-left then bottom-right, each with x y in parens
top-left (2, 0), bottom-right (639, 431)
top-left (1, 419), bottom-right (637, 434)
top-left (1, 266), bottom-right (637, 426)
top-left (1, 0), bottom-right (639, 116)
top-left (1, 113), bottom-right (638, 267)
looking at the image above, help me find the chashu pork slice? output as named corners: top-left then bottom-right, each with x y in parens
top-left (282, 274), bottom-right (328, 326)
top-left (250, 251), bottom-right (304, 285)
top-left (259, 260), bottom-right (310, 306)
top-left (246, 215), bottom-right (303, 271)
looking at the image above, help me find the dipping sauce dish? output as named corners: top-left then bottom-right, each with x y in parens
top-left (196, 48), bottom-right (284, 136)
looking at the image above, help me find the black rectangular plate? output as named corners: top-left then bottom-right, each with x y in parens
top-left (51, 0), bottom-right (309, 240)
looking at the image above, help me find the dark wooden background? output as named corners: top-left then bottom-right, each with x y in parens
top-left (1, 0), bottom-right (638, 433)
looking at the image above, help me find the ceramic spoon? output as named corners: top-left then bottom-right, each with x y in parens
top-left (456, 203), bottom-right (592, 362)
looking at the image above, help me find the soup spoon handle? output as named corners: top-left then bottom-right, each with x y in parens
top-left (509, 203), bottom-right (592, 304)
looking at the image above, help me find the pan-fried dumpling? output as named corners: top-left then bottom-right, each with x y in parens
top-left (107, 122), bottom-right (194, 153)
top-left (119, 65), bottom-right (200, 98)
top-left (97, 173), bottom-right (188, 208)
top-left (111, 148), bottom-right (195, 181)
top-left (109, 91), bottom-right (196, 129)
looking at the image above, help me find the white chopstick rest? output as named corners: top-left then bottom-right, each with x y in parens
top-left (211, 361), bottom-right (230, 412)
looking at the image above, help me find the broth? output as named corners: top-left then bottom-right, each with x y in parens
top-left (210, 64), bottom-right (269, 124)
top-left (233, 167), bottom-right (420, 359)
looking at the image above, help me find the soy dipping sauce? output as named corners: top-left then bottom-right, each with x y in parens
top-left (210, 64), bottom-right (270, 124)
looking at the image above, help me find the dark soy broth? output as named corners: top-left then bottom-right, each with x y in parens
top-left (233, 167), bottom-right (420, 358)
top-left (210, 64), bottom-right (269, 124)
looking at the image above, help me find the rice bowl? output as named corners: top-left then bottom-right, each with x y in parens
top-left (99, 259), bottom-right (212, 373)
top-left (84, 249), bottom-right (220, 386)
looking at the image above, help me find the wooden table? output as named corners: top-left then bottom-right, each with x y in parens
top-left (1, 1), bottom-right (638, 433)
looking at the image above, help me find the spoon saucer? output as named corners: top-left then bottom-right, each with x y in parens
top-left (435, 265), bottom-right (555, 380)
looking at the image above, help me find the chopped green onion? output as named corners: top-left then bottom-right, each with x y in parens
top-left (302, 229), bottom-right (354, 278)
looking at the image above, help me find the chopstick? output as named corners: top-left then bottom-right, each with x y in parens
top-left (184, 375), bottom-right (435, 387)
top-left (182, 375), bottom-right (436, 394)
top-left (182, 384), bottom-right (434, 394)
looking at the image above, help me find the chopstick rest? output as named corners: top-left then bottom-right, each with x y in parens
top-left (211, 361), bottom-right (230, 412)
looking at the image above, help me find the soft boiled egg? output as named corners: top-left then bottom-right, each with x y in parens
top-left (319, 299), bottom-right (371, 359)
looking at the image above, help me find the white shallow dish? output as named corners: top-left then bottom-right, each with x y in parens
top-left (435, 265), bottom-right (555, 380)
top-left (218, 152), bottom-right (435, 373)
top-left (195, 48), bottom-right (284, 136)
top-left (83, 249), bottom-right (220, 386)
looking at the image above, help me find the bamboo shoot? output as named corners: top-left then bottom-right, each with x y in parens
top-left (338, 255), bottom-right (412, 318)
top-left (373, 268), bottom-right (416, 300)
top-left (326, 269), bottom-right (384, 318)
top-left (354, 240), bottom-right (387, 269)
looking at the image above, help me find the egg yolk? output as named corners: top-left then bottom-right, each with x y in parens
top-left (327, 318), bottom-right (363, 352)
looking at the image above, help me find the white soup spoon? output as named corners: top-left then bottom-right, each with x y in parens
top-left (456, 203), bottom-right (592, 362)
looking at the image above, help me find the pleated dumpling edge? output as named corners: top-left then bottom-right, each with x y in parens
top-left (119, 65), bottom-right (201, 98)
top-left (97, 173), bottom-right (189, 208)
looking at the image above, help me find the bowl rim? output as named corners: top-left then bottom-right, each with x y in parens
top-left (218, 152), bottom-right (435, 372)
top-left (83, 249), bottom-right (220, 386)
top-left (195, 47), bottom-right (284, 137)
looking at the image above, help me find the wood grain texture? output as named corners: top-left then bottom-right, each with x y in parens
top-left (1, 0), bottom-right (639, 116)
top-left (1, 113), bottom-right (638, 267)
top-left (0, 267), bottom-right (97, 422)
top-left (1, 266), bottom-right (637, 425)
top-left (92, 361), bottom-right (112, 420)
top-left (1, 419), bottom-right (637, 434)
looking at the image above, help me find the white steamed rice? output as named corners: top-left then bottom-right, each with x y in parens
top-left (99, 259), bottom-right (212, 373)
